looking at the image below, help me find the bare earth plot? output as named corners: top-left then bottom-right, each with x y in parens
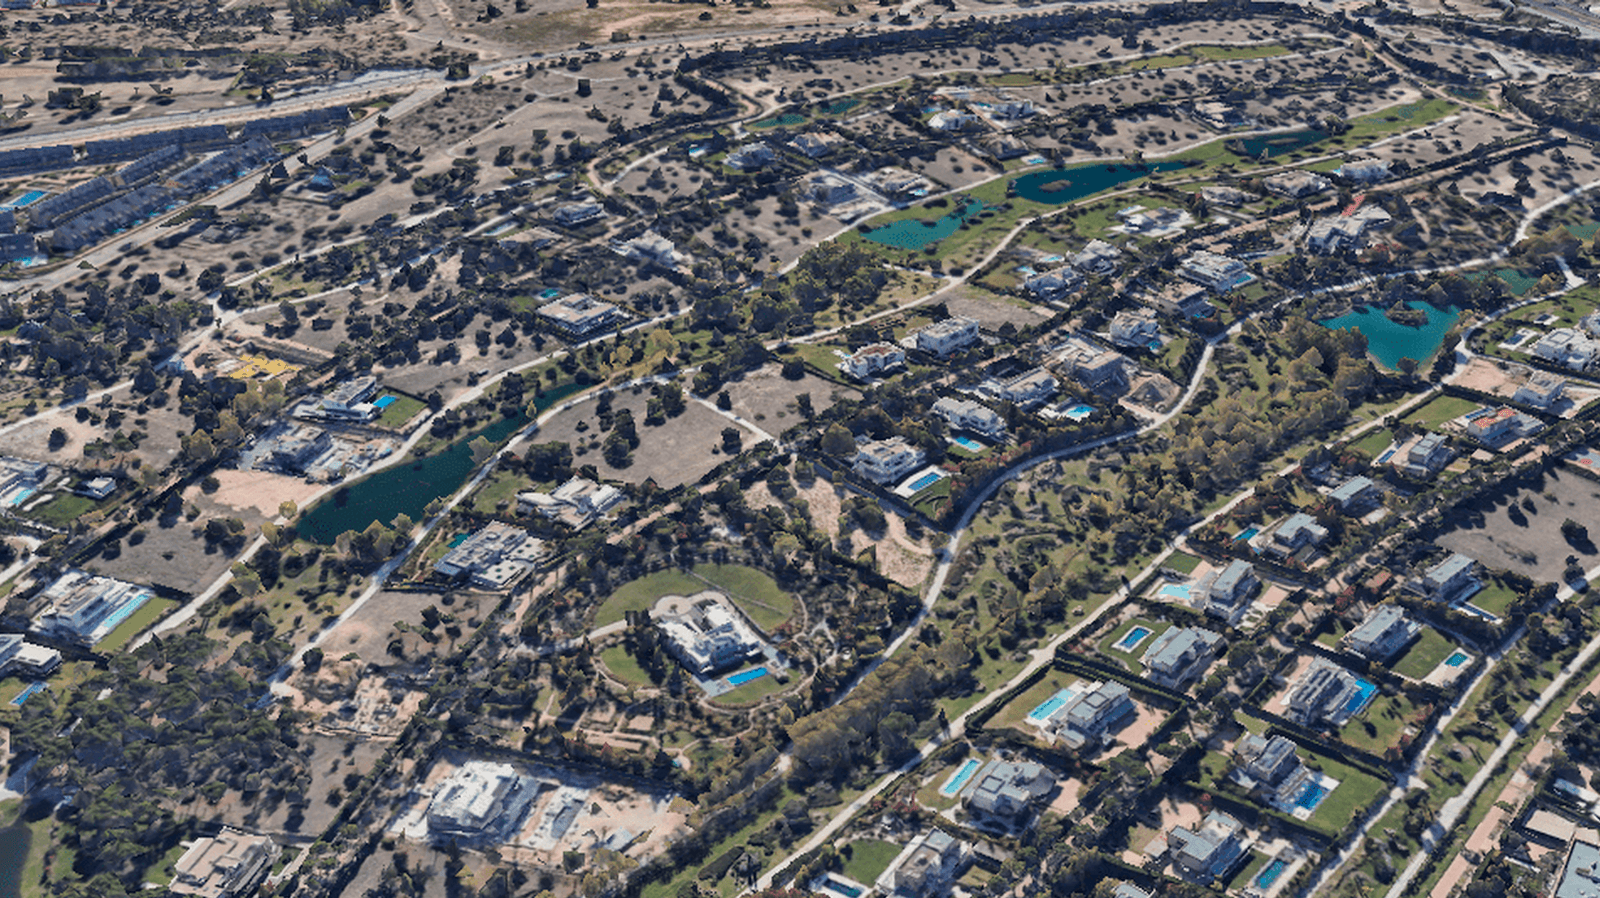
top-left (721, 365), bottom-right (859, 428)
top-left (315, 588), bottom-right (493, 668)
top-left (538, 387), bottom-right (756, 488)
top-left (1436, 467), bottom-right (1600, 584)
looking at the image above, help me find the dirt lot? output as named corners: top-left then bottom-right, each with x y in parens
top-left (537, 384), bottom-right (757, 488)
top-left (945, 288), bottom-right (1054, 330)
top-left (86, 513), bottom-right (241, 595)
top-left (1436, 466), bottom-right (1600, 584)
top-left (314, 587), bottom-right (493, 669)
top-left (722, 364), bottom-right (858, 430)
top-left (0, 386), bottom-right (189, 471)
top-left (753, 474), bottom-right (936, 588)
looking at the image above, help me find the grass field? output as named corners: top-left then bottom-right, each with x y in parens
top-left (96, 597), bottom-right (177, 653)
top-left (1166, 551), bottom-right (1203, 574)
top-left (988, 672), bottom-right (1082, 733)
top-left (1401, 395), bottom-right (1480, 430)
top-left (1470, 578), bottom-right (1520, 617)
top-left (377, 393), bottom-right (427, 428)
top-left (600, 644), bottom-right (655, 687)
top-left (1348, 428), bottom-right (1395, 461)
top-left (1392, 628), bottom-right (1456, 680)
top-left (1228, 852), bottom-right (1272, 893)
top-left (27, 493), bottom-right (99, 528)
top-left (1306, 754), bottom-right (1389, 833)
top-left (712, 670), bottom-right (790, 706)
top-left (1340, 691), bottom-right (1423, 755)
top-left (593, 564), bottom-right (795, 630)
top-left (840, 839), bottom-right (902, 885)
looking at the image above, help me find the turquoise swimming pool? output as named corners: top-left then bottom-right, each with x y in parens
top-left (1294, 782), bottom-right (1329, 811)
top-left (1256, 858), bottom-right (1288, 889)
top-left (9, 682), bottom-right (45, 706)
top-left (1064, 404), bottom-right (1094, 420)
top-left (373, 395), bottom-right (398, 409)
top-left (1235, 527), bottom-right (1260, 541)
top-left (941, 758), bottom-right (982, 796)
top-left (951, 436), bottom-right (984, 452)
top-left (1159, 584), bottom-right (1192, 600)
top-left (727, 667), bottom-right (768, 686)
top-left (906, 470), bottom-right (945, 491)
top-left (97, 591), bottom-right (151, 635)
top-left (1115, 626), bottom-right (1152, 652)
top-left (1445, 650), bottom-right (1469, 668)
top-left (1345, 679), bottom-right (1378, 715)
top-left (1027, 687), bottom-right (1077, 723)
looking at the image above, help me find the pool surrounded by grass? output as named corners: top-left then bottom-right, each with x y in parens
top-left (9, 681), bottom-right (45, 706)
top-left (727, 666), bottom-right (768, 687)
top-left (1256, 858), bottom-right (1289, 890)
top-left (373, 395), bottom-right (398, 409)
top-left (1115, 625), bottom-right (1153, 652)
top-left (1294, 782), bottom-right (1330, 812)
top-left (1319, 301), bottom-right (1461, 370)
top-left (862, 198), bottom-right (990, 250)
top-left (1346, 679), bottom-right (1379, 715)
top-left (1027, 687), bottom-right (1079, 723)
top-left (941, 758), bottom-right (982, 796)
top-left (907, 470), bottom-right (945, 491)
top-left (951, 435), bottom-right (985, 452)
top-left (1011, 160), bottom-right (1188, 205)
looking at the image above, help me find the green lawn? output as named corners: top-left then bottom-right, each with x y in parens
top-left (377, 393), bottom-right (427, 428)
top-left (1392, 628), bottom-right (1456, 680)
top-left (600, 644), bottom-right (655, 688)
top-left (143, 842), bottom-right (189, 887)
top-left (96, 597), bottom-right (177, 653)
top-left (1166, 551), bottom-right (1203, 575)
top-left (593, 564), bottom-right (794, 630)
top-left (988, 672), bottom-right (1081, 733)
top-left (1098, 619), bottom-right (1171, 674)
top-left (695, 564), bottom-right (795, 631)
top-left (594, 570), bottom-right (706, 627)
top-left (1401, 395), bottom-right (1480, 430)
top-left (840, 838), bottom-right (903, 884)
top-left (470, 468), bottom-right (529, 515)
top-left (1305, 754), bottom-right (1389, 834)
top-left (1340, 691), bottom-right (1422, 755)
top-left (712, 670), bottom-right (791, 706)
top-left (26, 493), bottom-right (99, 528)
top-left (1348, 428), bottom-right (1395, 461)
top-left (1469, 578), bottom-right (1519, 617)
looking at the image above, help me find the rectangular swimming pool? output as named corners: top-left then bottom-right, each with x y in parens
top-left (10, 681), bottom-right (45, 704)
top-left (1, 189), bottom-right (46, 209)
top-left (1158, 584), bottom-right (1192, 600)
top-left (1235, 527), bottom-right (1260, 542)
top-left (1294, 782), bottom-right (1329, 811)
top-left (940, 758), bottom-right (982, 796)
top-left (951, 436), bottom-right (984, 452)
top-left (727, 667), bottom-right (768, 687)
top-left (1115, 626), bottom-right (1153, 652)
top-left (906, 471), bottom-right (945, 492)
top-left (825, 877), bottom-right (863, 898)
top-left (373, 395), bottom-right (398, 409)
top-left (1345, 679), bottom-right (1378, 715)
top-left (1027, 687), bottom-right (1078, 723)
top-left (1444, 650), bottom-right (1470, 668)
top-left (1256, 858), bottom-right (1288, 890)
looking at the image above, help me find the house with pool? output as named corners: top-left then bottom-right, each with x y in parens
top-left (1230, 734), bottom-right (1340, 821)
top-left (961, 757), bottom-right (1056, 828)
top-left (851, 436), bottom-right (927, 485)
top-left (33, 569), bottom-right (158, 648)
top-left (1032, 679), bottom-right (1136, 751)
top-left (1140, 626), bottom-right (1225, 689)
top-left (1191, 560), bottom-right (1261, 627)
top-left (880, 828), bottom-right (970, 898)
top-left (1341, 604), bottom-right (1422, 662)
top-left (1165, 810), bottom-right (1249, 884)
top-left (1257, 512), bottom-right (1328, 561)
top-left (931, 396), bottom-right (1006, 440)
top-left (1285, 658), bottom-right (1376, 728)
top-left (1407, 551), bottom-right (1483, 606)
top-left (655, 592), bottom-right (765, 677)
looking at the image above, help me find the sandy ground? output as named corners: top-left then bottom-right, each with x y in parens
top-left (1454, 358), bottom-right (1600, 419)
top-left (1268, 654), bottom-right (1321, 716)
top-left (750, 474), bottom-right (936, 588)
top-left (1107, 702), bottom-right (1166, 756)
top-left (197, 468), bottom-right (326, 519)
top-left (1047, 777), bottom-right (1086, 817)
top-left (283, 669), bottom-right (429, 737)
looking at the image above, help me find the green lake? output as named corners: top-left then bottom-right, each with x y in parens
top-left (1320, 301), bottom-right (1461, 370)
top-left (862, 198), bottom-right (990, 250)
top-left (751, 113), bottom-right (806, 128)
top-left (1229, 129), bottom-right (1327, 159)
top-left (296, 382), bottom-right (584, 544)
top-left (1010, 160), bottom-right (1189, 205)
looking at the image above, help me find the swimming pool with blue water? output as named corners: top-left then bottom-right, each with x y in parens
top-left (1027, 687), bottom-right (1078, 723)
top-left (1115, 626), bottom-right (1152, 652)
top-left (727, 666), bottom-right (768, 686)
top-left (373, 395), bottom-right (398, 409)
top-left (1294, 782), bottom-right (1329, 811)
top-left (1256, 858), bottom-right (1288, 890)
top-left (1159, 584), bottom-right (1192, 600)
top-left (907, 471), bottom-right (946, 492)
top-left (941, 758), bottom-right (982, 796)
top-left (1445, 650), bottom-right (1469, 668)
top-left (1345, 679), bottom-right (1378, 715)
